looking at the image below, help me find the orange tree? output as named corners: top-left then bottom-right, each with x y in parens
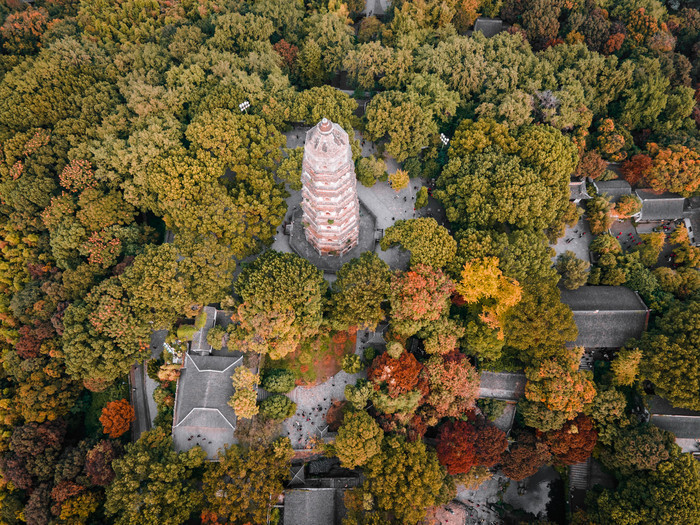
top-left (99, 399), bottom-right (135, 439)
top-left (388, 264), bottom-right (454, 337)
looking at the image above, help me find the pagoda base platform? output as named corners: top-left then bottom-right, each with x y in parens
top-left (289, 201), bottom-right (377, 273)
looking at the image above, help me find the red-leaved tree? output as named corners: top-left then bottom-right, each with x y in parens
top-left (621, 153), bottom-right (653, 186)
top-left (473, 423), bottom-right (509, 468)
top-left (368, 350), bottom-right (423, 398)
top-left (85, 439), bottom-right (120, 486)
top-left (436, 420), bottom-right (478, 474)
top-left (500, 433), bottom-right (551, 481)
top-left (544, 414), bottom-right (598, 465)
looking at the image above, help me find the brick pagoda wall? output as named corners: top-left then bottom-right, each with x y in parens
top-left (301, 118), bottom-right (360, 256)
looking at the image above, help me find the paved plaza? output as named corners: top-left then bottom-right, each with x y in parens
top-left (551, 214), bottom-right (593, 263)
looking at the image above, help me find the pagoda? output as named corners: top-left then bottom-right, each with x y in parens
top-left (300, 118), bottom-right (360, 256)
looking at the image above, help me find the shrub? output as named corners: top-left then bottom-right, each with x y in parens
top-left (262, 369), bottom-right (297, 393)
top-left (363, 346), bottom-right (377, 362)
top-left (477, 398), bottom-right (507, 421)
top-left (260, 395), bottom-right (297, 421)
top-left (415, 187), bottom-right (429, 209)
top-left (146, 358), bottom-right (163, 381)
top-left (342, 354), bottom-right (363, 374)
top-left (176, 324), bottom-right (197, 341)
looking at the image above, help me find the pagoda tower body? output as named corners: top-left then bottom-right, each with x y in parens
top-left (301, 118), bottom-right (360, 256)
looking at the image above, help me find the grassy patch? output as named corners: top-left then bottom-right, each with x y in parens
top-left (84, 379), bottom-right (130, 439)
top-left (270, 329), bottom-right (357, 386)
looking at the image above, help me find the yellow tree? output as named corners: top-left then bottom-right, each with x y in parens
top-left (524, 347), bottom-right (596, 423)
top-left (455, 257), bottom-right (522, 339)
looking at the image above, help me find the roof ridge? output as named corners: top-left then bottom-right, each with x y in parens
top-left (174, 407), bottom-right (235, 429)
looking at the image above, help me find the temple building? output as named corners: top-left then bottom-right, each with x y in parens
top-left (301, 118), bottom-right (360, 256)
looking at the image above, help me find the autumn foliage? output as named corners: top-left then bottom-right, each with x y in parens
top-left (368, 350), bottom-right (423, 397)
top-left (456, 257), bottom-right (522, 338)
top-left (621, 154), bottom-right (653, 186)
top-left (99, 399), bottom-right (135, 438)
top-left (389, 264), bottom-right (454, 336)
top-left (436, 419), bottom-right (508, 475)
top-left (437, 420), bottom-right (478, 474)
top-left (544, 414), bottom-right (598, 465)
top-left (500, 433), bottom-right (552, 481)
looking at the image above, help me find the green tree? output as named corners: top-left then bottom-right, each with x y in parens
top-left (503, 285), bottom-right (578, 364)
top-left (365, 91), bottom-right (438, 162)
top-left (588, 452), bottom-right (700, 525)
top-left (635, 232), bottom-right (665, 267)
top-left (210, 12), bottom-right (274, 53)
top-left (297, 39), bottom-right (327, 87)
top-left (202, 439), bottom-right (293, 525)
top-left (364, 435), bottom-right (454, 524)
top-left (290, 86), bottom-right (358, 132)
top-left (333, 411), bottom-right (384, 469)
top-left (261, 369), bottom-right (296, 394)
top-left (586, 194), bottom-right (614, 235)
top-left (639, 299), bottom-right (700, 410)
top-left (230, 251), bottom-right (326, 359)
top-left (259, 395), bottom-right (296, 421)
top-left (437, 121), bottom-right (576, 231)
top-left (344, 42), bottom-right (392, 90)
top-left (105, 427), bottom-right (207, 525)
top-left (584, 386), bottom-right (629, 446)
top-left (328, 252), bottom-right (391, 331)
top-left (356, 155), bottom-right (387, 188)
top-left (598, 424), bottom-right (674, 478)
top-left (380, 218), bottom-right (456, 269)
top-left (556, 251), bottom-right (590, 290)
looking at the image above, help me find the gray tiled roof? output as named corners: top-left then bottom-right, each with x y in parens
top-left (283, 489), bottom-right (346, 525)
top-left (648, 396), bottom-right (700, 440)
top-left (479, 371), bottom-right (526, 401)
top-left (635, 189), bottom-right (686, 221)
top-left (172, 353), bottom-right (243, 459)
top-left (593, 180), bottom-right (631, 203)
top-left (569, 180), bottom-right (590, 201)
top-left (560, 286), bottom-right (649, 348)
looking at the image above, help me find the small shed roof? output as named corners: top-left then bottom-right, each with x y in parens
top-left (172, 353), bottom-right (243, 459)
top-left (648, 396), bottom-right (700, 443)
top-left (479, 371), bottom-right (526, 401)
top-left (593, 180), bottom-right (631, 203)
top-left (473, 18), bottom-right (504, 38)
top-left (283, 488), bottom-right (346, 525)
top-left (560, 286), bottom-right (649, 348)
top-left (635, 189), bottom-right (686, 221)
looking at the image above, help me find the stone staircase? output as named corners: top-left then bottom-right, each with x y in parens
top-left (569, 458), bottom-right (591, 491)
